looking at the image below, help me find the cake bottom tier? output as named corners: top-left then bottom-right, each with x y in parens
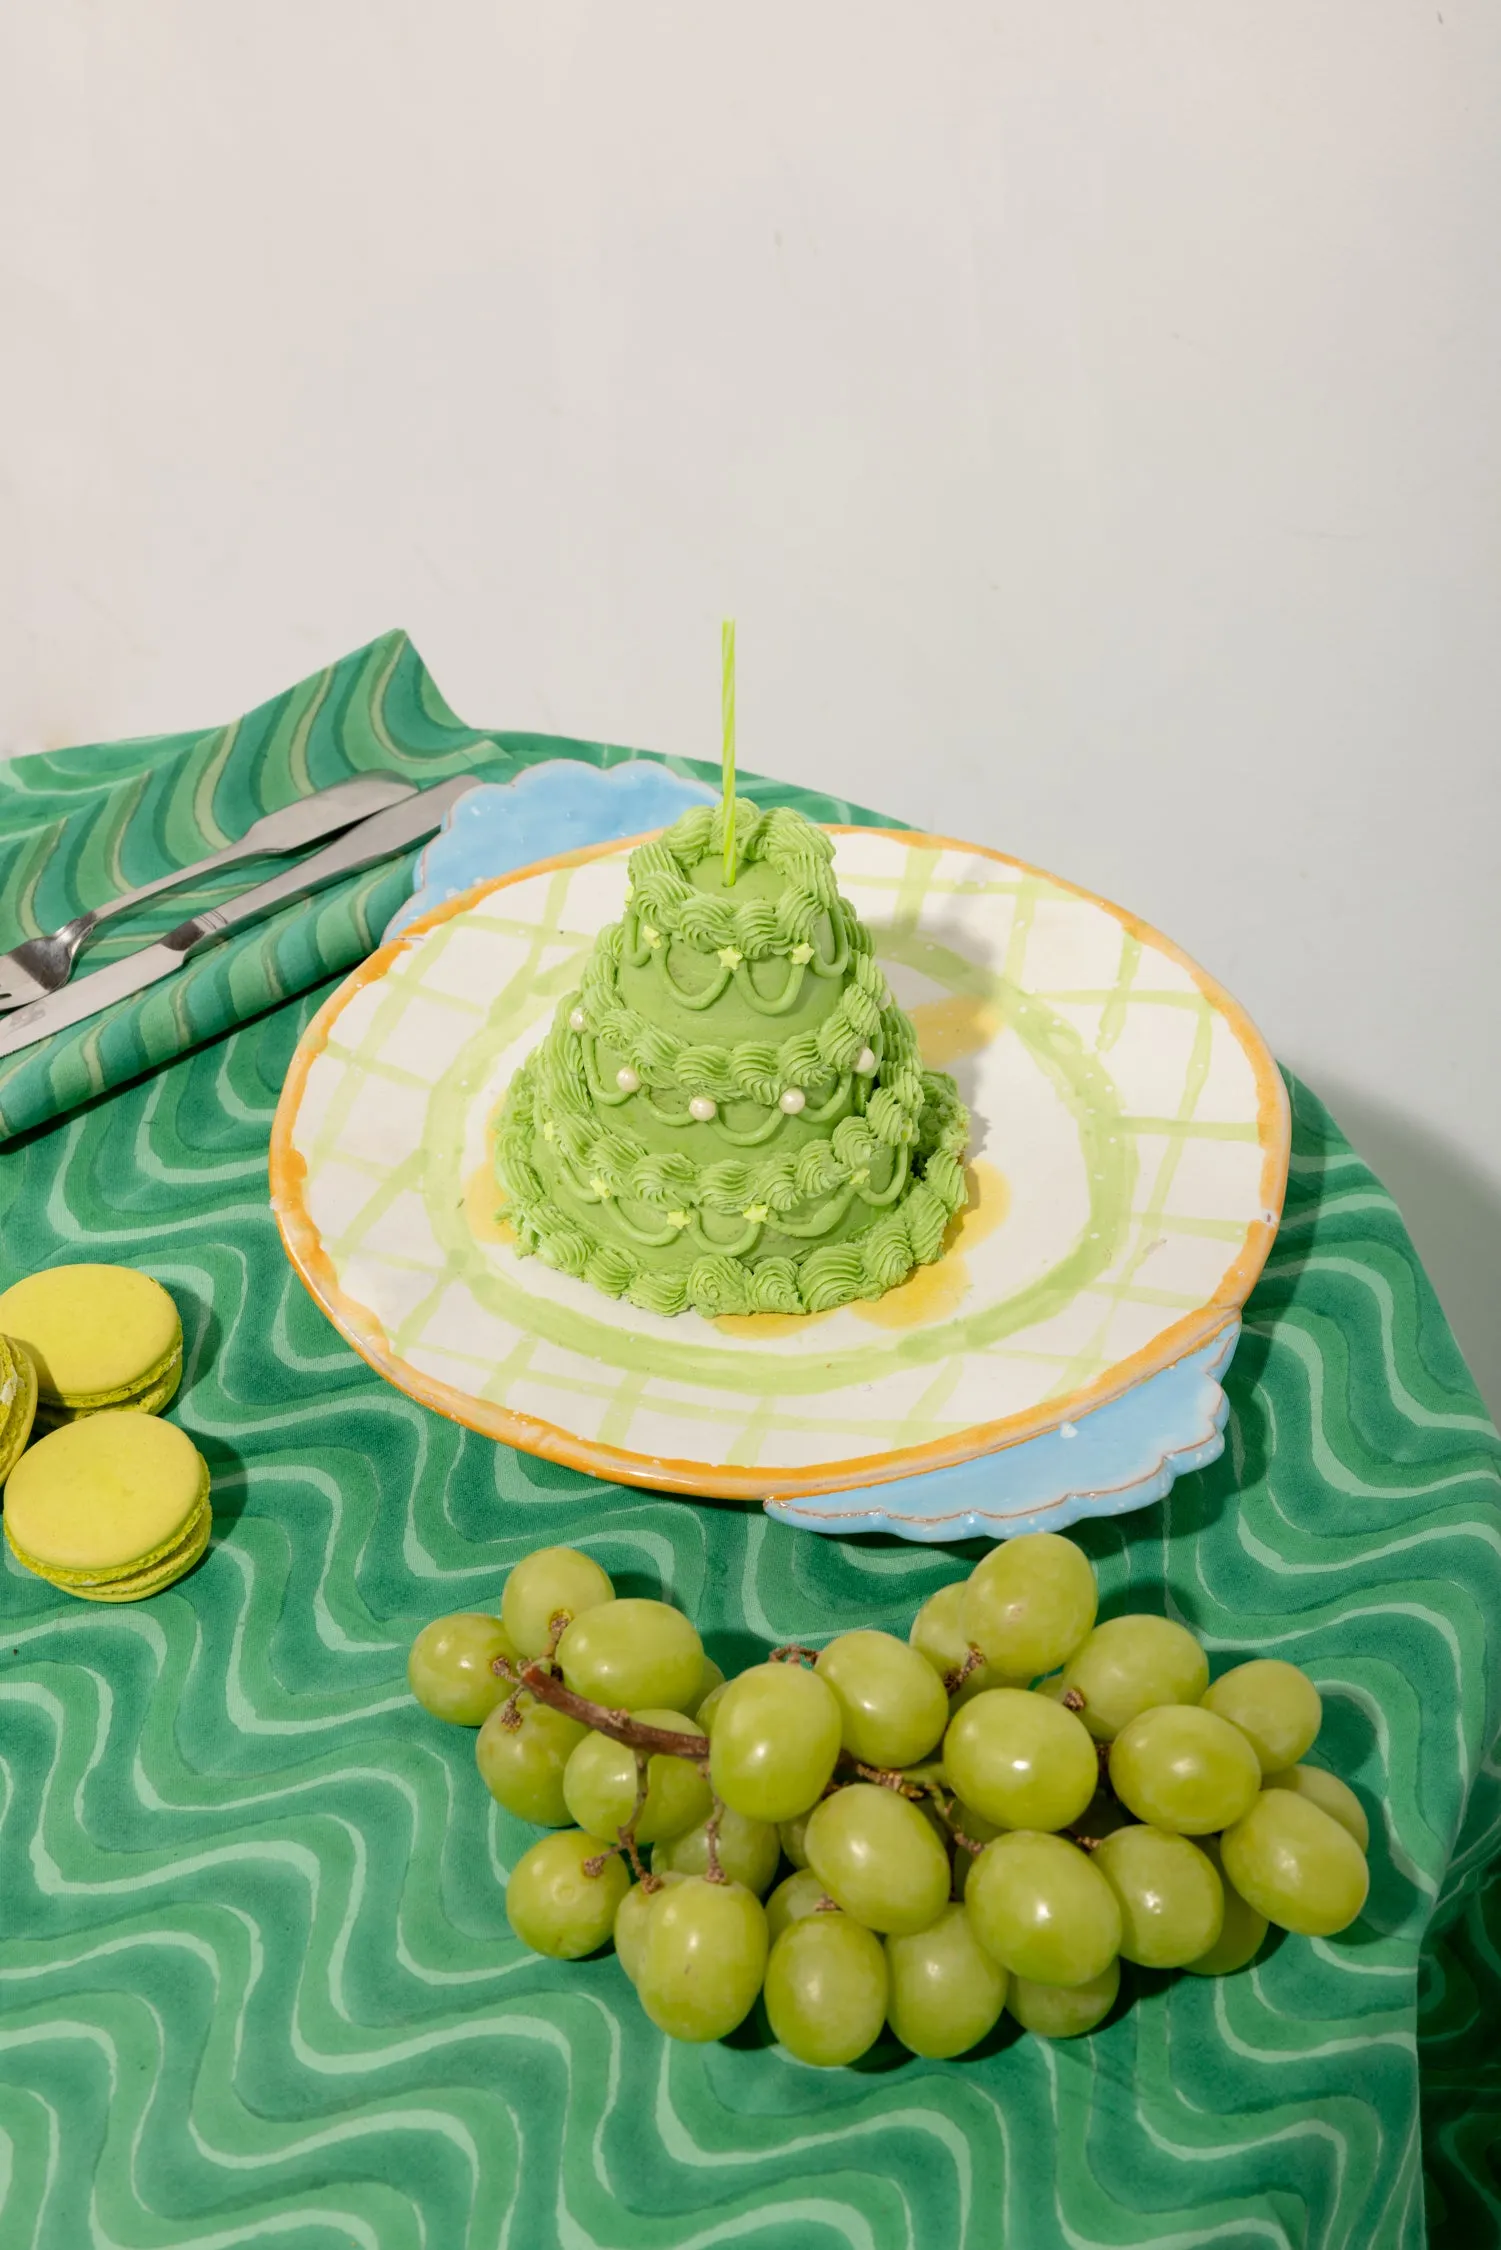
top-left (494, 1061), bottom-right (971, 1319)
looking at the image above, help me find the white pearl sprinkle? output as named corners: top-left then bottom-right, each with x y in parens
top-left (778, 1087), bottom-right (806, 1114)
top-left (615, 1067), bottom-right (640, 1093)
top-left (688, 1095), bottom-right (717, 1121)
top-left (569, 1008), bottom-right (586, 1031)
top-left (854, 1046), bottom-right (877, 1075)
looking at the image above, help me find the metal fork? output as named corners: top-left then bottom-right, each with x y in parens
top-left (0, 770), bottom-right (419, 1009)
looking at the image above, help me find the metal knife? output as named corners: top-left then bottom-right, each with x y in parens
top-left (0, 774), bottom-right (477, 1062)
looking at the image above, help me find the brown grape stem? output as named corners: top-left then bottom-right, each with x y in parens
top-left (769, 1644), bottom-right (822, 1668)
top-left (517, 1660), bottom-right (711, 1769)
top-left (847, 1758), bottom-right (925, 1797)
top-left (942, 1644), bottom-right (988, 1697)
top-left (702, 1797), bottom-right (728, 1884)
top-left (489, 1652), bottom-right (528, 1730)
top-left (1061, 1686), bottom-right (1086, 1714)
top-left (615, 1751), bottom-right (652, 1884)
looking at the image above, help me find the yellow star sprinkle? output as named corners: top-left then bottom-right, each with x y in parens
top-left (641, 924), bottom-right (662, 949)
top-left (789, 941), bottom-right (814, 966)
top-left (589, 1176), bottom-right (613, 1199)
top-left (541, 1120), bottom-right (556, 1143)
top-left (666, 1210), bottom-right (692, 1229)
top-left (851, 1167), bottom-right (870, 1186)
top-left (742, 1203), bottom-right (770, 1224)
top-left (717, 946), bottom-right (743, 970)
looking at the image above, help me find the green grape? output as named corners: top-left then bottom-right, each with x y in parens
top-left (690, 1657), bottom-right (726, 1717)
top-left (765, 1867), bottom-right (832, 1944)
top-left (1264, 1764), bottom-right (1369, 1852)
top-left (407, 1612), bottom-right (518, 1726)
top-left (562, 1710), bottom-right (710, 1844)
top-left (1183, 1840), bottom-right (1268, 1976)
top-left (1109, 1705), bottom-right (1262, 1835)
top-left (804, 1783), bottom-right (951, 1936)
top-left (886, 1903), bottom-right (1008, 2059)
top-left (501, 1547), bottom-right (614, 1659)
top-left (695, 1681), bottom-right (730, 1736)
top-left (1202, 1660), bottom-right (1322, 1774)
top-left (942, 1688), bottom-right (1098, 1832)
top-left (778, 1812), bottom-right (812, 1869)
top-left (476, 1695), bottom-right (587, 1824)
top-left (909, 1582), bottom-right (1005, 1704)
top-left (1007, 1958), bottom-right (1120, 2038)
top-left (1091, 1825), bottom-right (1224, 1968)
top-left (966, 1831), bottom-right (1122, 1987)
top-left (506, 1829), bottom-right (629, 1959)
top-left (1220, 1790), bottom-right (1369, 1938)
top-left (961, 1533), bottom-right (1097, 1680)
top-left (636, 1876), bottom-right (769, 2042)
top-left (652, 1806), bottom-right (781, 1894)
top-left (613, 1873), bottom-right (682, 1985)
top-left (815, 1630), bottom-right (949, 1768)
top-left (709, 1662), bottom-right (843, 1823)
top-left (764, 1912), bottom-right (888, 2067)
top-left (557, 1600), bottom-right (704, 1713)
top-left (1058, 1615), bottom-right (1209, 1741)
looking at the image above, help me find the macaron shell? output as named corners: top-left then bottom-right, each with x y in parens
top-left (94, 1496), bottom-right (212, 1601)
top-left (7, 1454), bottom-right (210, 1584)
top-left (3, 1411), bottom-right (208, 1575)
top-left (33, 1342), bottom-right (183, 1428)
top-left (0, 1337), bottom-right (38, 1481)
top-left (7, 1490), bottom-right (212, 1603)
top-left (0, 1266), bottom-right (182, 1412)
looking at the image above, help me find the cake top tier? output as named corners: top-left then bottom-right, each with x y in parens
top-left (624, 799), bottom-right (842, 960)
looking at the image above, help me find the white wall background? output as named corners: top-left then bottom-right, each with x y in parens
top-left (3, 2), bottom-right (1499, 1409)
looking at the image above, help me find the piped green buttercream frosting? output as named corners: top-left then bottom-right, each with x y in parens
top-left (494, 800), bottom-right (970, 1319)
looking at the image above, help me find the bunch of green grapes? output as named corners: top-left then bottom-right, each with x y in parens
top-left (409, 1533), bottom-right (1372, 2065)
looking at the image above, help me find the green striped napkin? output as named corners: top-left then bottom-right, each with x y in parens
top-left (0, 633), bottom-right (611, 1143)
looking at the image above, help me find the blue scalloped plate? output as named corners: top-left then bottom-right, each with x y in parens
top-left (389, 760), bottom-right (719, 939)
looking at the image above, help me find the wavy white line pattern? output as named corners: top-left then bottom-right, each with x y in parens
top-left (0, 731), bottom-right (1498, 2245)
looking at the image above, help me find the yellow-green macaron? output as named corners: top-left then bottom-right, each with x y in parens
top-left (0, 1265), bottom-right (182, 1429)
top-left (0, 1334), bottom-right (38, 1483)
top-left (3, 1410), bottom-right (212, 1602)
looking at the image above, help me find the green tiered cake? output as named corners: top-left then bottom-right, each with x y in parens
top-left (494, 799), bottom-right (969, 1318)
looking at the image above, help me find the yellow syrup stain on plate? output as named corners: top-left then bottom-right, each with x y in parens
top-left (851, 1158), bottom-right (1010, 1330)
top-left (909, 993), bottom-right (1003, 1068)
top-left (464, 1160), bottom-right (516, 1246)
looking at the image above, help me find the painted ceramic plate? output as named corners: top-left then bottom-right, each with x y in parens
top-left (271, 820), bottom-right (1289, 1510)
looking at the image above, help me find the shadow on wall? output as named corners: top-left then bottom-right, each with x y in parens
top-left (1310, 1074), bottom-right (1501, 1423)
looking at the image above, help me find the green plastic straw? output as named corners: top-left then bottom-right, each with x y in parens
top-left (722, 619), bottom-right (736, 886)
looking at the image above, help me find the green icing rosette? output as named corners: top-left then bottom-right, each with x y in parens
top-left (494, 800), bottom-right (970, 1319)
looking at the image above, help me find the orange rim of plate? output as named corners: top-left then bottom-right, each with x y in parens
top-left (270, 826), bottom-right (1290, 1501)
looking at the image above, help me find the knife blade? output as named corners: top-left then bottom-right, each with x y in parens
top-left (0, 775), bottom-right (477, 1063)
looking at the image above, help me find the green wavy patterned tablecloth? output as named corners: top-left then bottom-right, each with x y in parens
top-left (0, 642), bottom-right (1498, 2249)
